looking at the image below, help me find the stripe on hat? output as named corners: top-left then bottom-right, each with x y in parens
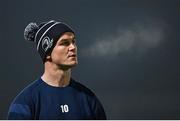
top-left (36, 22), bottom-right (61, 51)
top-left (35, 20), bottom-right (55, 43)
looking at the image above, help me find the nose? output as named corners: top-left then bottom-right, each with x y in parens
top-left (69, 43), bottom-right (76, 51)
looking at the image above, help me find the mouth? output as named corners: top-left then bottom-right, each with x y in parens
top-left (68, 54), bottom-right (77, 58)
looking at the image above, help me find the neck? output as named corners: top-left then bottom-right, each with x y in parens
top-left (41, 62), bottom-right (71, 87)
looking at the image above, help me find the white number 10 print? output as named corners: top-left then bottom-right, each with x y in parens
top-left (60, 104), bottom-right (69, 113)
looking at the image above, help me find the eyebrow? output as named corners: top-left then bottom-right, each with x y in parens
top-left (60, 37), bottom-right (76, 42)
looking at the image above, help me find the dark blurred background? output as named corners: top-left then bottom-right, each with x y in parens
top-left (0, 0), bottom-right (179, 119)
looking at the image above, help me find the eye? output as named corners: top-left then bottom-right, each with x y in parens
top-left (72, 39), bottom-right (76, 44)
top-left (59, 41), bottom-right (70, 46)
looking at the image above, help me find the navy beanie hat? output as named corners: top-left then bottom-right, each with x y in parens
top-left (24, 20), bottom-right (75, 62)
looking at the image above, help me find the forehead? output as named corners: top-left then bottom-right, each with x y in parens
top-left (59, 32), bottom-right (75, 40)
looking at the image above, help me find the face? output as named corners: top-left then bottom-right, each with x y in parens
top-left (47, 32), bottom-right (78, 69)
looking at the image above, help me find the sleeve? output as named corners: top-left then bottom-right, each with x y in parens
top-left (7, 89), bottom-right (34, 119)
top-left (7, 104), bottom-right (32, 119)
top-left (92, 96), bottom-right (107, 120)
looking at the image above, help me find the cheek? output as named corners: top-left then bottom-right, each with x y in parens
top-left (51, 47), bottom-right (67, 59)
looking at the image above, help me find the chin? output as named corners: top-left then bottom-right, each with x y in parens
top-left (70, 59), bottom-right (78, 65)
top-left (70, 61), bottom-right (78, 67)
top-left (59, 61), bottom-right (78, 70)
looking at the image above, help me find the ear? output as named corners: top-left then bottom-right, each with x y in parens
top-left (45, 55), bottom-right (52, 62)
top-left (46, 55), bottom-right (51, 59)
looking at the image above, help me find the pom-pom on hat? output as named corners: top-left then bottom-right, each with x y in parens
top-left (24, 20), bottom-right (74, 62)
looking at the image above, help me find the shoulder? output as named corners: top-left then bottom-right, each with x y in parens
top-left (12, 78), bottom-right (43, 103)
top-left (23, 78), bottom-right (43, 92)
top-left (70, 78), bottom-right (107, 119)
top-left (70, 78), bottom-right (95, 97)
top-left (7, 78), bottom-right (43, 119)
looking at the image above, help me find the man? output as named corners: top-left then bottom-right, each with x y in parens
top-left (7, 20), bottom-right (106, 119)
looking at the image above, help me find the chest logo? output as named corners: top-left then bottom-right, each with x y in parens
top-left (60, 104), bottom-right (69, 113)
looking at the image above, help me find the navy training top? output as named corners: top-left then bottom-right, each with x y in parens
top-left (7, 78), bottom-right (106, 119)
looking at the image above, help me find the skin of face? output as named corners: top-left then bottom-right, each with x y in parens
top-left (46, 32), bottom-right (78, 70)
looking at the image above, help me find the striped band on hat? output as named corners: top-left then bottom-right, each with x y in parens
top-left (36, 22), bottom-right (61, 51)
top-left (35, 20), bottom-right (55, 43)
